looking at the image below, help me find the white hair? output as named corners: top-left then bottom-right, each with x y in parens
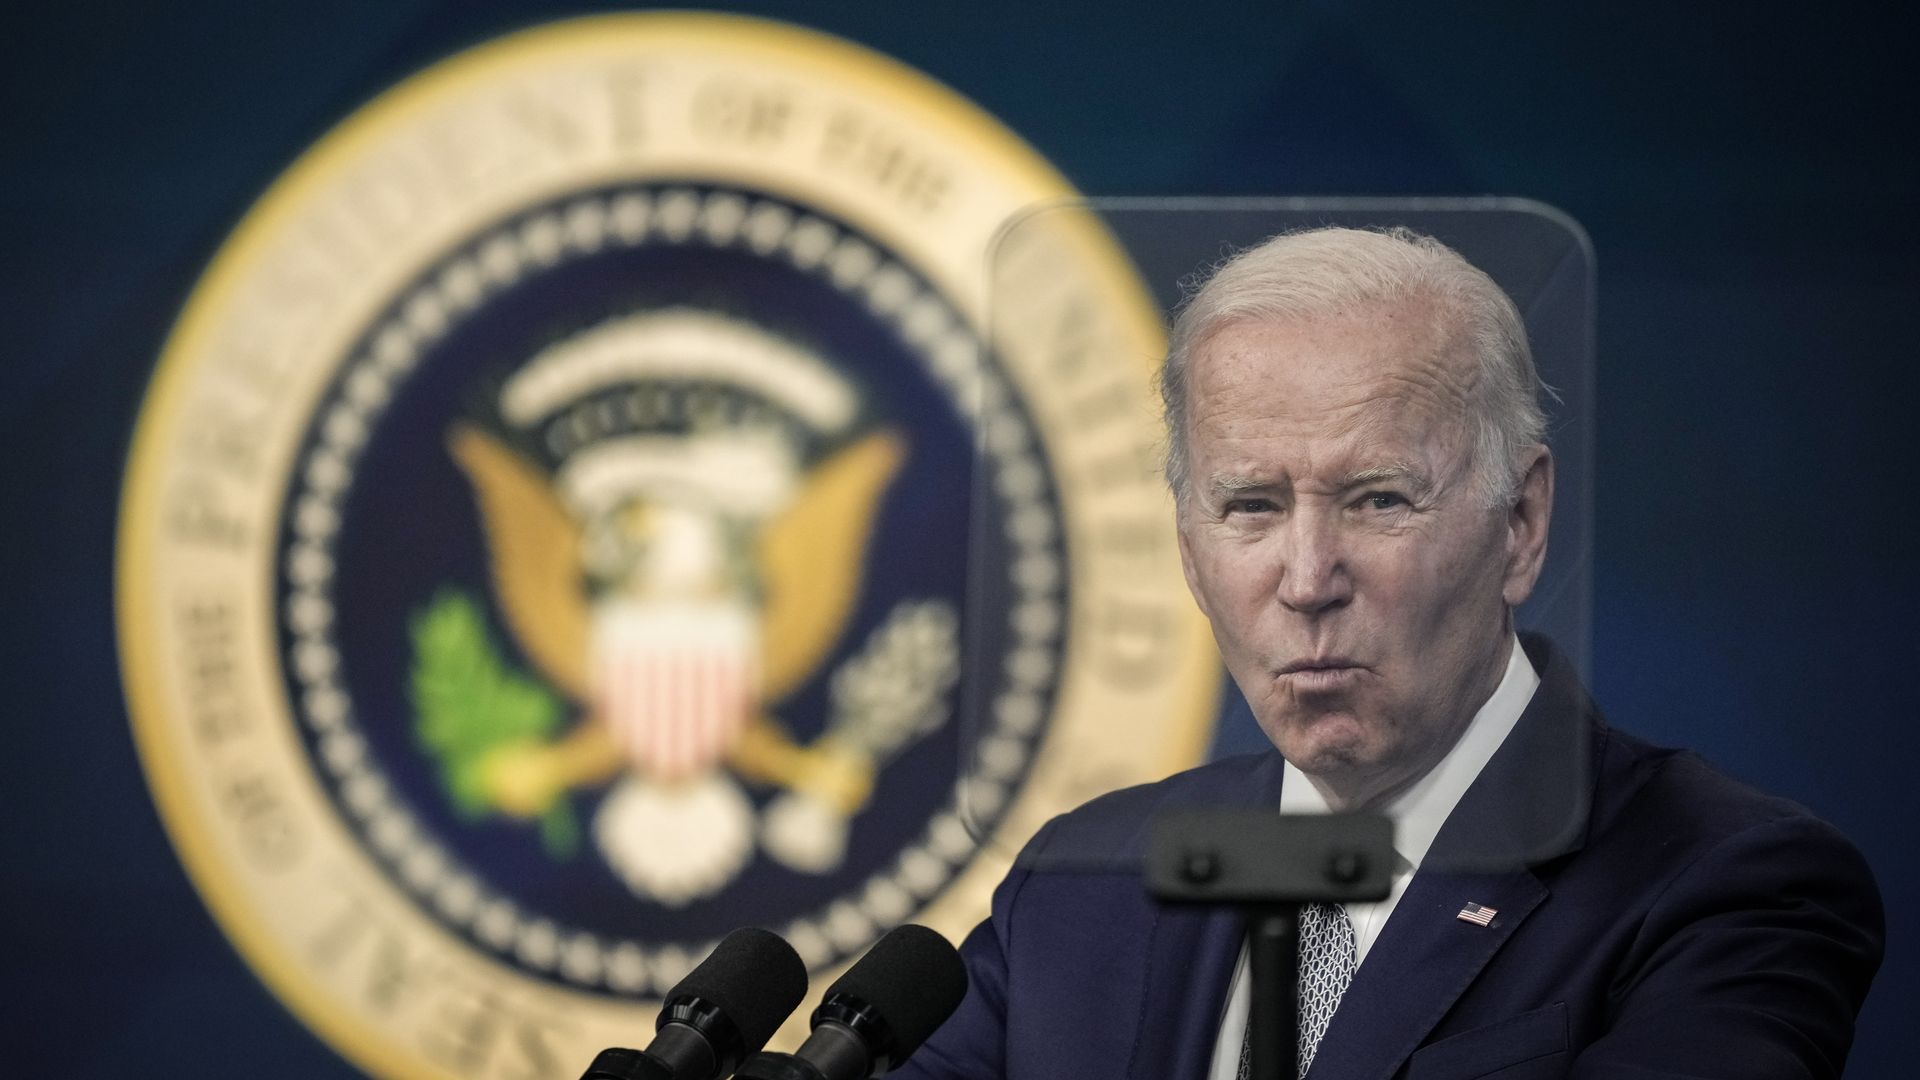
top-left (1159, 226), bottom-right (1549, 508)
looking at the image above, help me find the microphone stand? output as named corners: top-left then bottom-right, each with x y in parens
top-left (1146, 811), bottom-right (1392, 1080)
top-left (1244, 904), bottom-right (1299, 1080)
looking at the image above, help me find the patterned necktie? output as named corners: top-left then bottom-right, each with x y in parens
top-left (1237, 902), bottom-right (1358, 1079)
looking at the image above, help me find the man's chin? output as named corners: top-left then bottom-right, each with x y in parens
top-left (1259, 716), bottom-right (1381, 776)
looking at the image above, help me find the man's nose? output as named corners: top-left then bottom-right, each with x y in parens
top-left (1274, 513), bottom-right (1352, 615)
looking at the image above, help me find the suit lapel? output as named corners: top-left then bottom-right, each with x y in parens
top-left (1128, 903), bottom-right (1247, 1080)
top-left (1127, 751), bottom-right (1289, 1078)
top-left (1309, 636), bottom-right (1596, 1079)
top-left (1305, 867), bottom-right (1547, 1080)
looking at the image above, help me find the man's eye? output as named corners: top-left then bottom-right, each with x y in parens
top-left (1360, 492), bottom-right (1407, 511)
top-left (1225, 498), bottom-right (1276, 515)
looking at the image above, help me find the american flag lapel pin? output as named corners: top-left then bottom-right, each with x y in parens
top-left (1456, 902), bottom-right (1498, 927)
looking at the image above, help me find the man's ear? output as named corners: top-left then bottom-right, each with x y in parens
top-left (1502, 446), bottom-right (1554, 608)
top-left (1175, 509), bottom-right (1212, 619)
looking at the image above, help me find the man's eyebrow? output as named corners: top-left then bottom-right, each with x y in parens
top-left (1340, 462), bottom-right (1432, 494)
top-left (1207, 474), bottom-right (1281, 501)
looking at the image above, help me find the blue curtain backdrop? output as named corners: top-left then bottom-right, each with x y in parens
top-left (2, 3), bottom-right (1911, 1076)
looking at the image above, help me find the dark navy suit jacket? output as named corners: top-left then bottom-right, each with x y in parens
top-left (900, 637), bottom-right (1883, 1079)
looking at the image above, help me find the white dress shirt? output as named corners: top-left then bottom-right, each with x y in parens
top-left (1205, 636), bottom-right (1541, 1080)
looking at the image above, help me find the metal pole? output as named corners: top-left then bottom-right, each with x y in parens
top-left (1246, 905), bottom-right (1300, 1080)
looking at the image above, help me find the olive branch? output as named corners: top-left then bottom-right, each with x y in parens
top-left (409, 590), bottom-right (579, 857)
top-left (824, 599), bottom-right (960, 761)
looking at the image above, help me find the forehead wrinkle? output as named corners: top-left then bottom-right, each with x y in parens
top-left (1374, 362), bottom-right (1475, 424)
top-left (1315, 352), bottom-right (1479, 478)
top-left (1312, 293), bottom-right (1479, 413)
top-left (1182, 304), bottom-right (1482, 488)
top-left (1193, 397), bottom-right (1451, 482)
top-left (1259, 349), bottom-right (1475, 439)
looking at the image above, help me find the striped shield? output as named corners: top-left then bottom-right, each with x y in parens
top-left (590, 601), bottom-right (760, 782)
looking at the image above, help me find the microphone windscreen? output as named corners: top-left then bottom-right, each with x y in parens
top-left (825, 924), bottom-right (968, 1062)
top-left (666, 927), bottom-right (809, 1054)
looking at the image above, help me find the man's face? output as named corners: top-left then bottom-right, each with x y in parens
top-left (1175, 303), bottom-right (1551, 806)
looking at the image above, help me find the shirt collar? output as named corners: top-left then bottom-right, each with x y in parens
top-left (1278, 634), bottom-right (1540, 872)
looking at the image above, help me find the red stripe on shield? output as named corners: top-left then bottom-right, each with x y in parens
top-left (592, 604), bottom-right (758, 782)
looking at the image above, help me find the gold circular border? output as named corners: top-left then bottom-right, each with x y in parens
top-left (117, 12), bottom-right (1221, 1078)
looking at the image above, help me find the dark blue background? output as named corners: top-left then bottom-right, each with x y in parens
top-left (1, 3), bottom-right (1911, 1076)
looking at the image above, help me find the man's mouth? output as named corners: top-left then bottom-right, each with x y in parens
top-left (1276, 657), bottom-right (1365, 691)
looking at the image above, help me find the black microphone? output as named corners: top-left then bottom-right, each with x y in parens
top-left (732, 924), bottom-right (969, 1080)
top-left (580, 927), bottom-right (809, 1080)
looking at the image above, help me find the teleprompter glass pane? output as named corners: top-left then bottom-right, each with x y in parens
top-left (955, 199), bottom-right (1594, 877)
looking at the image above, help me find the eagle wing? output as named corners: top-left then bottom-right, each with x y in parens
top-left (758, 429), bottom-right (907, 699)
top-left (448, 424), bottom-right (590, 701)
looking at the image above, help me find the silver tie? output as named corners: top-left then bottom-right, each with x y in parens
top-left (1237, 902), bottom-right (1357, 1079)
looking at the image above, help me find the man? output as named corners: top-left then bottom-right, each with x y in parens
top-left (899, 227), bottom-right (1883, 1079)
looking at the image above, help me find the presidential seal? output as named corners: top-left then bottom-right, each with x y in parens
top-left (117, 14), bottom-right (1218, 1078)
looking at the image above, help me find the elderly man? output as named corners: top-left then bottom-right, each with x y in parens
top-left (899, 227), bottom-right (1883, 1079)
